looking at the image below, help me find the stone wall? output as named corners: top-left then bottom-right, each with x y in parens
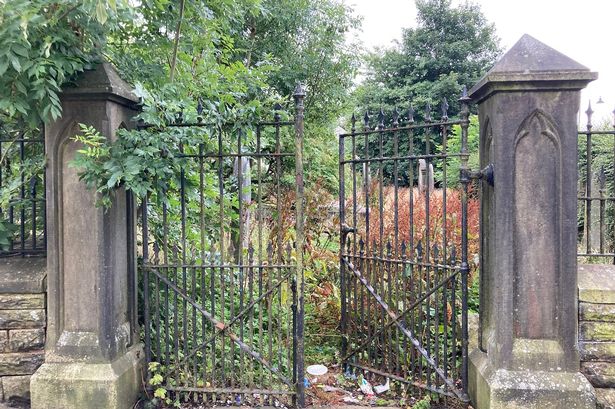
top-left (579, 264), bottom-right (615, 409)
top-left (0, 258), bottom-right (46, 407)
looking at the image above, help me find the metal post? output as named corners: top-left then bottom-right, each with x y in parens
top-left (142, 196), bottom-right (151, 381)
top-left (458, 87), bottom-right (470, 399)
top-left (339, 120), bottom-right (348, 370)
top-left (293, 83), bottom-right (306, 408)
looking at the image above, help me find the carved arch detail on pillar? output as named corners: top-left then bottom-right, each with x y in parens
top-left (512, 109), bottom-right (562, 340)
top-left (52, 119), bottom-right (104, 354)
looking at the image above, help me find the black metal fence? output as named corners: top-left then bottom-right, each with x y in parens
top-left (339, 91), bottom-right (472, 401)
top-left (140, 88), bottom-right (306, 406)
top-left (0, 123), bottom-right (46, 257)
top-left (578, 103), bottom-right (615, 261)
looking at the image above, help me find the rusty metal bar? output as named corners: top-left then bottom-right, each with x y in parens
top-left (459, 89), bottom-right (471, 399)
top-left (294, 83), bottom-right (306, 407)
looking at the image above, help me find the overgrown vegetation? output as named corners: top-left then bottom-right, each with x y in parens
top-left (1, 0), bottom-right (502, 406)
top-left (0, 0), bottom-right (360, 249)
top-left (0, 0), bottom-right (124, 248)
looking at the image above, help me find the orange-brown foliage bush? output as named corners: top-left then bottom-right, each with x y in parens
top-left (348, 183), bottom-right (479, 272)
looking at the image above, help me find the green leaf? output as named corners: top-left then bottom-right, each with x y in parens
top-left (148, 362), bottom-right (160, 371)
top-left (10, 57), bottom-right (21, 72)
top-left (95, 2), bottom-right (108, 24)
top-left (154, 388), bottom-right (166, 399)
top-left (15, 80), bottom-right (27, 95)
top-left (12, 44), bottom-right (29, 57)
top-left (106, 172), bottom-right (121, 189)
top-left (149, 373), bottom-right (164, 386)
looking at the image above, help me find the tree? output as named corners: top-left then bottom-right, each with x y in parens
top-left (355, 0), bottom-right (501, 122)
top-left (242, 0), bottom-right (361, 190)
top-left (0, 0), bottom-right (127, 126)
top-left (0, 0), bottom-right (361, 239)
top-left (350, 0), bottom-right (500, 186)
top-left (105, 0), bottom-right (360, 191)
top-left (0, 0), bottom-right (128, 249)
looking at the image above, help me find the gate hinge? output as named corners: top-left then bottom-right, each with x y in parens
top-left (464, 163), bottom-right (494, 186)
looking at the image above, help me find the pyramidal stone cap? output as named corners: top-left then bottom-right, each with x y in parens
top-left (469, 34), bottom-right (598, 103)
top-left (62, 61), bottom-right (138, 107)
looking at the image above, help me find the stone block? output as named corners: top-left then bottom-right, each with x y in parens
top-left (579, 264), bottom-right (615, 304)
top-left (2, 375), bottom-right (30, 407)
top-left (0, 353), bottom-right (44, 376)
top-left (0, 332), bottom-right (8, 353)
top-left (596, 388), bottom-right (615, 409)
top-left (581, 341), bottom-right (615, 362)
top-left (580, 321), bottom-right (615, 341)
top-left (0, 310), bottom-right (45, 330)
top-left (470, 348), bottom-right (595, 409)
top-left (582, 361), bottom-right (615, 387)
top-left (580, 302), bottom-right (615, 322)
top-left (0, 259), bottom-right (46, 294)
top-left (30, 345), bottom-right (143, 409)
top-left (468, 312), bottom-right (479, 352)
top-left (0, 295), bottom-right (44, 311)
top-left (8, 329), bottom-right (44, 352)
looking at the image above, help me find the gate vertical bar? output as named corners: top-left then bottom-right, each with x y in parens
top-left (339, 120), bottom-right (348, 369)
top-left (294, 83), bottom-right (306, 407)
top-left (585, 103), bottom-right (593, 254)
top-left (142, 196), bottom-right (151, 383)
top-left (459, 88), bottom-right (470, 398)
top-left (42, 125), bottom-right (47, 251)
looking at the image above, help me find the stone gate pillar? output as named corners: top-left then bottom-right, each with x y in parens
top-left (30, 63), bottom-right (142, 409)
top-left (468, 35), bottom-right (597, 408)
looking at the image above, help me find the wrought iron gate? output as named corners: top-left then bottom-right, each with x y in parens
top-left (339, 91), bottom-right (472, 401)
top-left (139, 86), bottom-right (306, 406)
top-left (577, 101), bottom-right (615, 260)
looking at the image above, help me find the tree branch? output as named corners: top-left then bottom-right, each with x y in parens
top-left (169, 0), bottom-right (186, 83)
top-left (55, 2), bottom-right (83, 22)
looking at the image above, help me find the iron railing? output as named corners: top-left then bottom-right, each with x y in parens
top-left (578, 103), bottom-right (615, 261)
top-left (339, 90), bottom-right (472, 402)
top-left (0, 123), bottom-right (46, 257)
top-left (140, 88), bottom-right (306, 406)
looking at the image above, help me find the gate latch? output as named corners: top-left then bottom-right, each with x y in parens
top-left (465, 163), bottom-right (494, 186)
top-left (341, 224), bottom-right (356, 241)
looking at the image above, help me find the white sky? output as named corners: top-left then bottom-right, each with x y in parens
top-left (346, 0), bottom-right (615, 124)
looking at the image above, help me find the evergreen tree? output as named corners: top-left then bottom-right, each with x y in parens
top-left (355, 0), bottom-right (501, 122)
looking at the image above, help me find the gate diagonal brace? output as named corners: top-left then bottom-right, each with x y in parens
top-left (343, 257), bottom-right (460, 363)
top-left (148, 268), bottom-right (292, 387)
top-left (160, 268), bottom-right (295, 379)
top-left (342, 257), bottom-right (464, 399)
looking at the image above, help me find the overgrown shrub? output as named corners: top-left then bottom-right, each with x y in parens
top-left (356, 185), bottom-right (480, 274)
